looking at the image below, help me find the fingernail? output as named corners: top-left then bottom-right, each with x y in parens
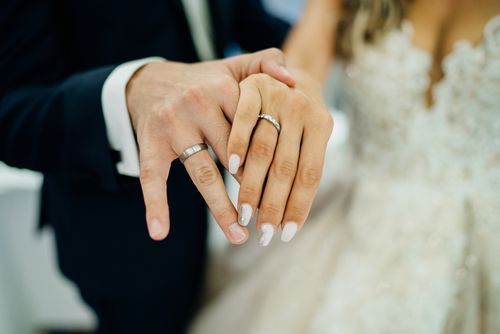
top-left (279, 65), bottom-right (293, 78)
top-left (259, 224), bottom-right (275, 247)
top-left (228, 223), bottom-right (247, 244)
top-left (281, 222), bottom-right (298, 242)
top-left (229, 154), bottom-right (240, 175)
top-left (150, 218), bottom-right (163, 239)
top-left (238, 203), bottom-right (253, 226)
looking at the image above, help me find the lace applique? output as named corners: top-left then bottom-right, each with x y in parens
top-left (342, 15), bottom-right (500, 187)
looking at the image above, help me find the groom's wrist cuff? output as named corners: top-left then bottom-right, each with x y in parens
top-left (101, 57), bottom-right (165, 178)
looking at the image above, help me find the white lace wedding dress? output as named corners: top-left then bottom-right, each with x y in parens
top-left (190, 16), bottom-right (500, 334)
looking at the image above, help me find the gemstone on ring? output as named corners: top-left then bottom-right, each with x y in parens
top-left (258, 113), bottom-right (281, 133)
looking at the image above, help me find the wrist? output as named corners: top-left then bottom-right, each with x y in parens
top-left (101, 57), bottom-right (166, 177)
top-left (288, 68), bottom-right (324, 103)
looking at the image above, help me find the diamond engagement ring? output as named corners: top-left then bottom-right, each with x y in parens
top-left (258, 114), bottom-right (281, 133)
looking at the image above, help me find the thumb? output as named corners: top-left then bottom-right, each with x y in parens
top-left (225, 48), bottom-right (296, 87)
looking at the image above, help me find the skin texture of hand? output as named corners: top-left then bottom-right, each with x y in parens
top-left (227, 70), bottom-right (333, 246)
top-left (126, 48), bottom-right (295, 244)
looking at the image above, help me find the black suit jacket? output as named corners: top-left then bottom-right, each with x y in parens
top-left (0, 0), bottom-right (289, 298)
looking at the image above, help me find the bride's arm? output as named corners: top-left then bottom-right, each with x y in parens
top-left (283, 0), bottom-right (341, 82)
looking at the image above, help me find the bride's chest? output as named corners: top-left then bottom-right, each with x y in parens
top-left (341, 17), bottom-right (500, 149)
top-left (338, 17), bottom-right (500, 182)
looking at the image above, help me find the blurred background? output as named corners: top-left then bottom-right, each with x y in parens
top-left (0, 1), bottom-right (347, 333)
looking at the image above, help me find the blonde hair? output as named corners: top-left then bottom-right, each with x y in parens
top-left (336, 0), bottom-right (410, 59)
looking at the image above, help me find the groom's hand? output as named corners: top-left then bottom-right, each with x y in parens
top-left (126, 49), bottom-right (295, 243)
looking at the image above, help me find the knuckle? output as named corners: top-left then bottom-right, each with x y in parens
top-left (310, 109), bottom-right (334, 134)
top-left (155, 103), bottom-right (176, 124)
top-left (268, 83), bottom-right (294, 107)
top-left (319, 119), bottom-right (334, 137)
top-left (144, 200), bottom-right (159, 213)
top-left (251, 140), bottom-right (275, 160)
top-left (155, 106), bottom-right (182, 132)
top-left (210, 201), bottom-right (230, 220)
top-left (215, 210), bottom-right (232, 225)
top-left (290, 92), bottom-right (310, 111)
top-left (229, 135), bottom-right (247, 154)
top-left (216, 76), bottom-right (237, 96)
top-left (182, 85), bottom-right (206, 105)
top-left (215, 134), bottom-right (229, 152)
top-left (193, 163), bottom-right (218, 186)
top-left (266, 47), bottom-right (284, 59)
top-left (325, 112), bottom-right (335, 133)
top-left (272, 159), bottom-right (297, 179)
top-left (248, 73), bottom-right (270, 86)
top-left (237, 107), bottom-right (258, 124)
top-left (260, 202), bottom-right (283, 217)
top-left (239, 184), bottom-right (259, 200)
top-left (212, 124), bottom-right (230, 148)
top-left (318, 107), bottom-right (333, 123)
top-left (286, 203), bottom-right (308, 219)
top-left (270, 86), bottom-right (287, 102)
top-left (139, 165), bottom-right (156, 185)
top-left (298, 166), bottom-right (322, 188)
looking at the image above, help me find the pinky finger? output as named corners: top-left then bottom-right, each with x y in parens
top-left (280, 127), bottom-right (330, 242)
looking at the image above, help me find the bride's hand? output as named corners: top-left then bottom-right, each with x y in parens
top-left (227, 71), bottom-right (333, 246)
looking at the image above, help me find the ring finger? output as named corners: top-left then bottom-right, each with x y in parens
top-left (237, 117), bottom-right (279, 230)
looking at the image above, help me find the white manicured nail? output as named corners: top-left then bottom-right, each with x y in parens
top-left (238, 203), bottom-right (253, 226)
top-left (229, 154), bottom-right (240, 174)
top-left (259, 224), bottom-right (275, 247)
top-left (281, 222), bottom-right (298, 242)
top-left (280, 65), bottom-right (292, 78)
top-left (150, 219), bottom-right (163, 239)
top-left (228, 223), bottom-right (247, 244)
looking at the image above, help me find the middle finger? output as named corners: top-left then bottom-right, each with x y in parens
top-left (256, 121), bottom-right (303, 246)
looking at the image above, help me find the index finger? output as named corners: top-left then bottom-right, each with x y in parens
top-left (227, 78), bottom-right (261, 175)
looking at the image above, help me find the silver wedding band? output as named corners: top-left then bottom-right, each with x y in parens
top-left (178, 143), bottom-right (209, 164)
top-left (258, 113), bottom-right (281, 133)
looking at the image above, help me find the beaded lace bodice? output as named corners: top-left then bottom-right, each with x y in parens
top-left (343, 16), bottom-right (500, 192)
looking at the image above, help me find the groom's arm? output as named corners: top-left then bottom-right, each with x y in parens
top-left (1, 0), bottom-right (298, 242)
top-left (0, 0), bottom-right (121, 191)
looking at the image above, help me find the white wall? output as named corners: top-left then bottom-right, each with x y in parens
top-left (0, 165), bottom-right (95, 333)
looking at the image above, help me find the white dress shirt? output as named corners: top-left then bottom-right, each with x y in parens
top-left (101, 0), bottom-right (216, 177)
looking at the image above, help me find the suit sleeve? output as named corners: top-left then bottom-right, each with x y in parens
top-left (0, 0), bottom-right (119, 191)
top-left (234, 0), bottom-right (292, 52)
